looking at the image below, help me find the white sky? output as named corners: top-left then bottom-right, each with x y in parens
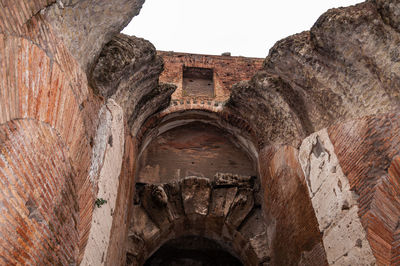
top-left (122, 0), bottom-right (364, 58)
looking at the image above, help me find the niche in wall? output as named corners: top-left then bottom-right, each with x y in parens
top-left (183, 66), bottom-right (214, 98)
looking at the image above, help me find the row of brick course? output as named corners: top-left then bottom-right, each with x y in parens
top-left (0, 0), bottom-right (55, 35)
top-left (258, 145), bottom-right (328, 265)
top-left (0, 119), bottom-right (78, 265)
top-left (0, 31), bottom-right (98, 258)
top-left (328, 113), bottom-right (400, 265)
top-left (0, 1), bottom-right (102, 262)
top-left (158, 51), bottom-right (263, 101)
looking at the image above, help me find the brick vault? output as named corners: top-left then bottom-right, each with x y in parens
top-left (0, 1), bottom-right (400, 266)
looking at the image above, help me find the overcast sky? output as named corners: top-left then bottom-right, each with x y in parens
top-left (122, 0), bottom-right (364, 58)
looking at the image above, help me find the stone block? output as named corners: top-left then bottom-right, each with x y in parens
top-left (323, 206), bottom-right (376, 265)
top-left (129, 205), bottom-right (160, 242)
top-left (209, 187), bottom-right (238, 218)
top-left (299, 129), bottom-right (357, 231)
top-left (163, 182), bottom-right (185, 220)
top-left (181, 177), bottom-right (211, 216)
top-left (225, 188), bottom-right (254, 228)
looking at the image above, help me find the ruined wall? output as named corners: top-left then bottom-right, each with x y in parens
top-left (227, 2), bottom-right (400, 148)
top-left (0, 1), bottom-right (166, 265)
top-left (0, 2), bottom-right (97, 263)
top-left (88, 34), bottom-right (176, 265)
top-left (128, 175), bottom-right (269, 265)
top-left (1, 0), bottom-right (400, 265)
top-left (258, 146), bottom-right (327, 266)
top-left (44, 0), bottom-right (145, 73)
top-left (225, 1), bottom-right (400, 263)
top-left (91, 34), bottom-right (176, 136)
top-left (137, 122), bottom-right (256, 183)
top-left (327, 114), bottom-right (400, 265)
top-left (0, 119), bottom-right (78, 265)
top-left (158, 51), bottom-right (263, 102)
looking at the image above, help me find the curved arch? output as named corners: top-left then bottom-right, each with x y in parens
top-left (0, 33), bottom-right (96, 261)
top-left (136, 121), bottom-right (256, 184)
top-left (137, 107), bottom-right (259, 163)
top-left (128, 177), bottom-right (269, 266)
top-left (0, 34), bottom-right (87, 148)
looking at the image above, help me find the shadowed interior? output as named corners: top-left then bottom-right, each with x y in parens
top-left (143, 236), bottom-right (243, 266)
top-left (137, 122), bottom-right (256, 183)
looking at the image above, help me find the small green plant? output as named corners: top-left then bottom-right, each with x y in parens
top-left (95, 198), bottom-right (107, 208)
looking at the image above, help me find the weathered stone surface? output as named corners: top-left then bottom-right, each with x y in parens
top-left (209, 187), bottom-right (238, 218)
top-left (105, 135), bottom-right (137, 266)
top-left (162, 182), bottom-right (185, 220)
top-left (248, 231), bottom-right (270, 263)
top-left (227, 74), bottom-right (306, 148)
top-left (91, 34), bottom-right (160, 98)
top-left (371, 0), bottom-right (400, 32)
top-left (126, 234), bottom-right (145, 258)
top-left (239, 209), bottom-right (266, 239)
top-left (141, 185), bottom-right (172, 228)
top-left (298, 129), bottom-right (358, 231)
top-left (226, 188), bottom-right (254, 228)
top-left (90, 34), bottom-right (175, 136)
top-left (299, 129), bottom-right (375, 265)
top-left (81, 99), bottom-right (125, 266)
top-left (328, 113), bottom-right (400, 265)
top-left (128, 176), bottom-right (268, 265)
top-left (44, 0), bottom-right (145, 72)
top-left (259, 146), bottom-right (327, 266)
top-left (227, 1), bottom-right (400, 148)
top-left (129, 205), bottom-right (160, 244)
top-left (181, 177), bottom-right (211, 216)
top-left (214, 173), bottom-right (254, 188)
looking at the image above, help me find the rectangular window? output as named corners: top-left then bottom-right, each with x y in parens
top-left (183, 66), bottom-right (214, 98)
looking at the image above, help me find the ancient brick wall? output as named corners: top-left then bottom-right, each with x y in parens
top-left (0, 119), bottom-right (78, 265)
top-left (258, 146), bottom-right (327, 266)
top-left (1, 0), bottom-right (400, 265)
top-left (137, 122), bottom-right (256, 184)
top-left (328, 114), bottom-right (400, 265)
top-left (0, 3), bottom-right (95, 263)
top-left (127, 175), bottom-right (269, 265)
top-left (158, 51), bottom-right (263, 102)
top-left (0, 1), bottom-right (145, 265)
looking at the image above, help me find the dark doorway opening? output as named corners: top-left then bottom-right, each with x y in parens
top-left (143, 236), bottom-right (243, 266)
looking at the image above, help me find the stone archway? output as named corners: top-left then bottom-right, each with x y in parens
top-left (127, 176), bottom-right (269, 266)
top-left (130, 108), bottom-right (267, 265)
top-left (2, 1), bottom-right (400, 265)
